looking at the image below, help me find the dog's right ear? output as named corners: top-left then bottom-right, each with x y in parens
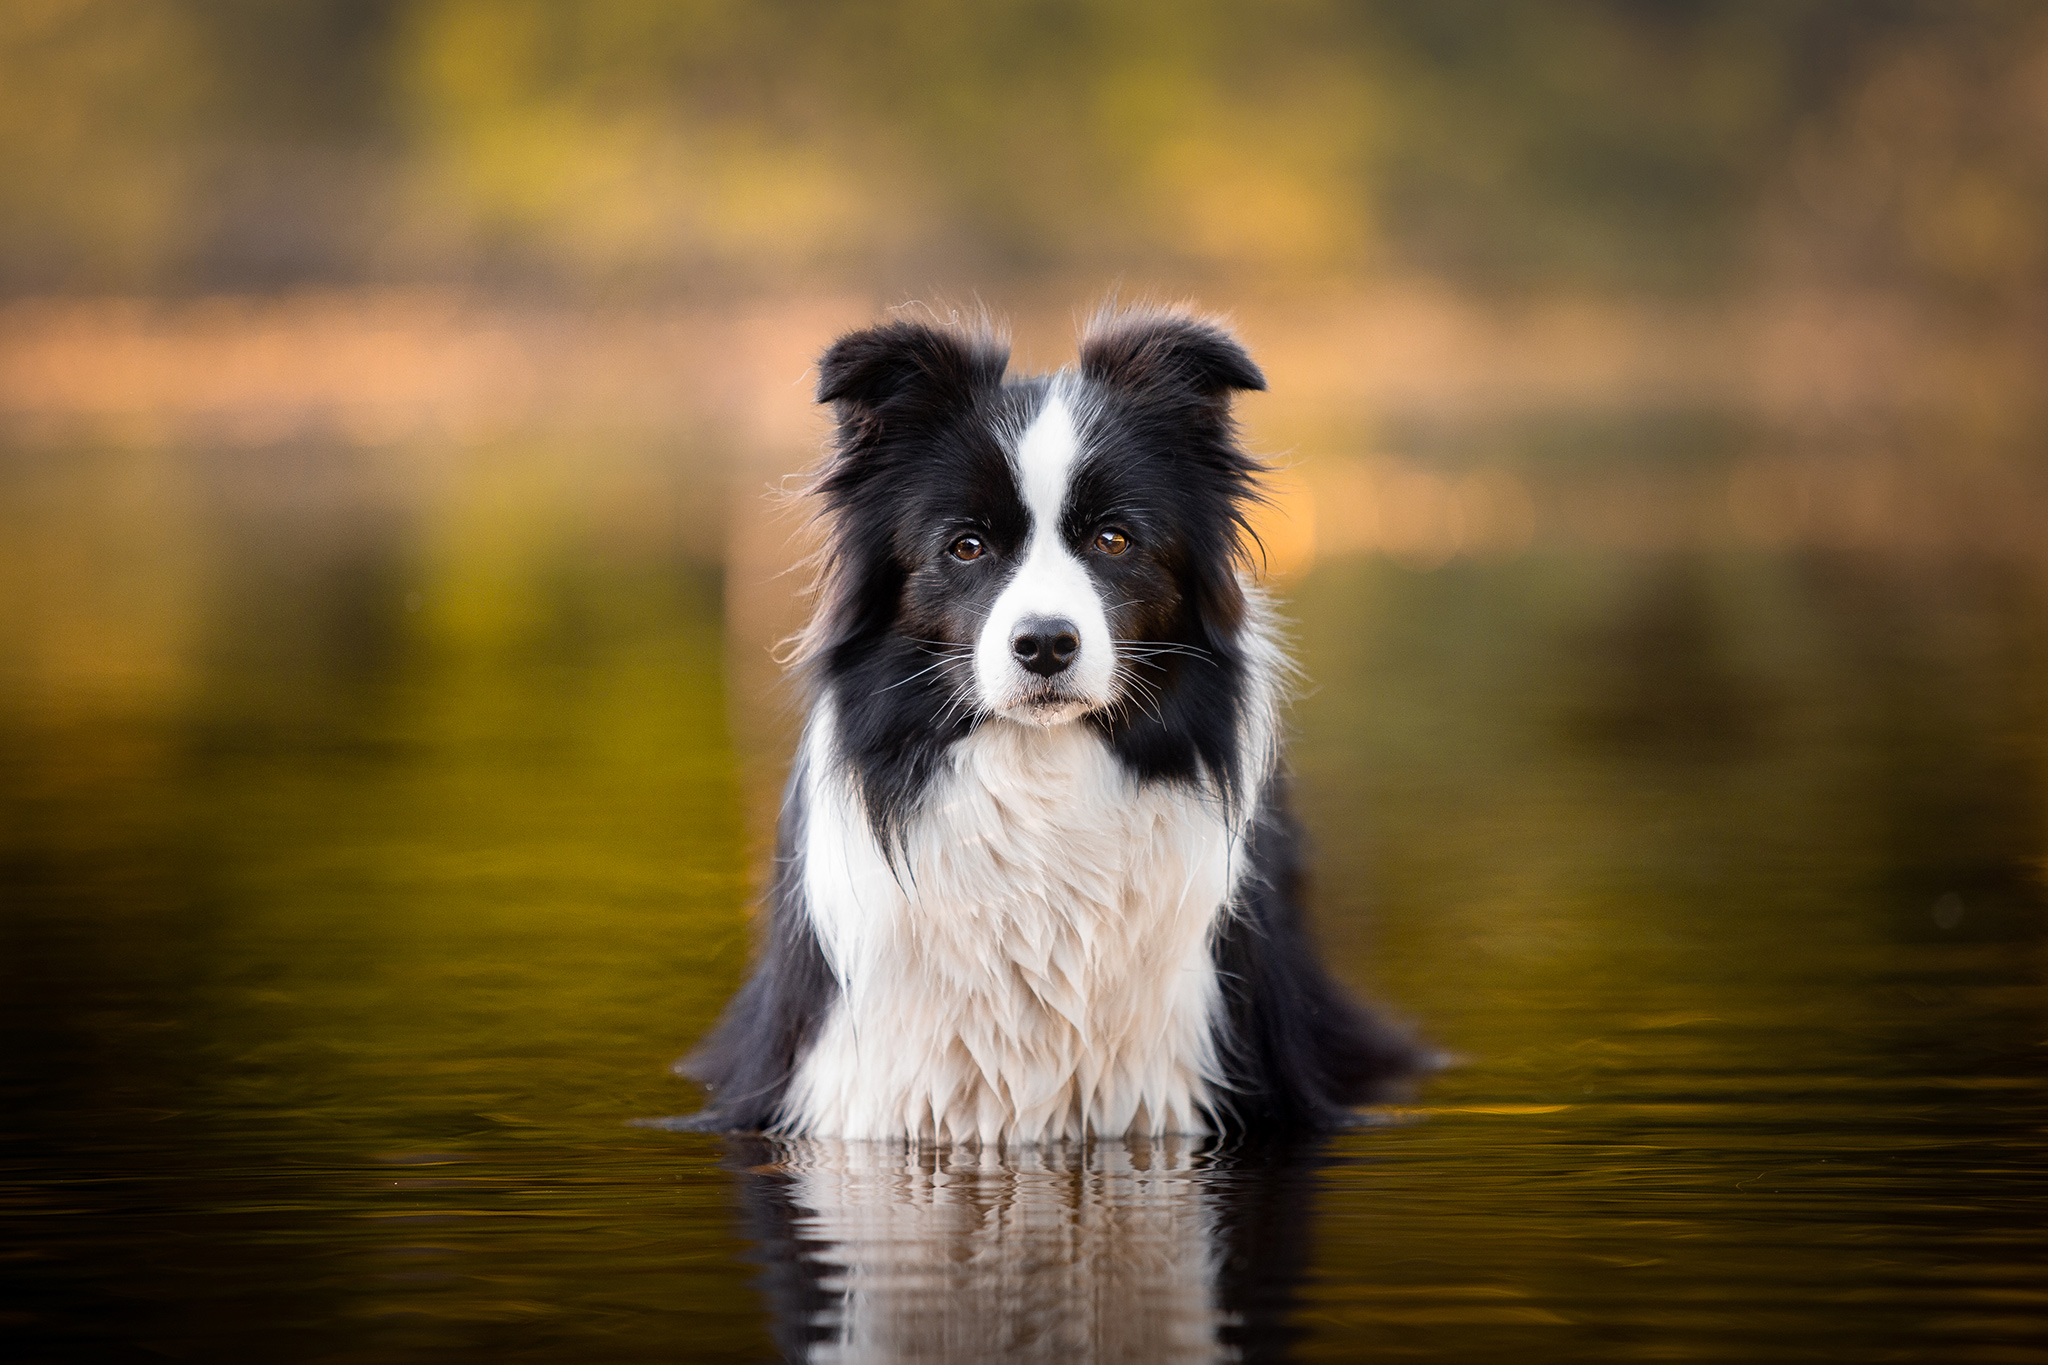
top-left (816, 321), bottom-right (1009, 430)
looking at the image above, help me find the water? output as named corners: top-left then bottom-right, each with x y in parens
top-left (2, 428), bottom-right (2044, 1362)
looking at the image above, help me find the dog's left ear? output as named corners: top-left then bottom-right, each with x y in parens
top-left (1078, 309), bottom-right (1266, 400)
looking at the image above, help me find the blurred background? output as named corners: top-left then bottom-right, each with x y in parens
top-left (3, 3), bottom-right (2046, 1360)
top-left (7, 0), bottom-right (2047, 817)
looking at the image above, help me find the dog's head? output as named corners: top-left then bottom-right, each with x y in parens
top-left (802, 306), bottom-right (1268, 832)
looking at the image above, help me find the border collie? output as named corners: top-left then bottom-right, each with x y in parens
top-left (683, 305), bottom-right (1421, 1142)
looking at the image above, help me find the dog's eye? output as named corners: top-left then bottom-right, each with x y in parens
top-left (1095, 528), bottom-right (1131, 556)
top-left (949, 535), bottom-right (985, 562)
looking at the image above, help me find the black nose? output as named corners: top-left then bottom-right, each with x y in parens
top-left (1012, 617), bottom-right (1080, 677)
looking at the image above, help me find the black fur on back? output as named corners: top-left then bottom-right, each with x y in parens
top-left (674, 767), bottom-right (836, 1132)
top-left (679, 305), bottom-right (1424, 1135)
top-left (1212, 776), bottom-right (1425, 1131)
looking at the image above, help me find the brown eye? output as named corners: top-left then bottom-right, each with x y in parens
top-left (950, 535), bottom-right (985, 562)
top-left (1095, 528), bottom-right (1131, 556)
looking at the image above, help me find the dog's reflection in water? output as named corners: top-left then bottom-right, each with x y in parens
top-left (725, 1134), bottom-right (1323, 1364)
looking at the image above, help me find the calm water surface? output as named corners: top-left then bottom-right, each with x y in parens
top-left (2, 428), bottom-right (2044, 1362)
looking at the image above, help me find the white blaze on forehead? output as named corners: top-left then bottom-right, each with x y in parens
top-left (974, 386), bottom-right (1116, 717)
top-left (1012, 385), bottom-right (1083, 528)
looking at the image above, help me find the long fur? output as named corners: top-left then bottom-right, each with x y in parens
top-left (682, 305), bottom-right (1421, 1141)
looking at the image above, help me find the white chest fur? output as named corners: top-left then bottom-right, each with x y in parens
top-left (779, 707), bottom-right (1255, 1143)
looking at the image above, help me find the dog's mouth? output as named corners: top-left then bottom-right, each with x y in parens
top-left (1002, 682), bottom-right (1095, 726)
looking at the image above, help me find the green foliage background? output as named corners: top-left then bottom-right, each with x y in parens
top-left (6, 0), bottom-right (2046, 299)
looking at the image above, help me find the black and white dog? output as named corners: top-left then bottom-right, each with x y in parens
top-left (684, 306), bottom-right (1420, 1142)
